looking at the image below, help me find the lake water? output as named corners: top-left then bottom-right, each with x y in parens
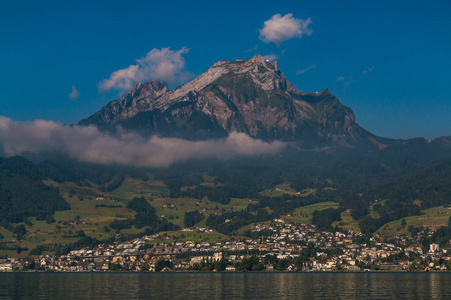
top-left (0, 272), bottom-right (450, 299)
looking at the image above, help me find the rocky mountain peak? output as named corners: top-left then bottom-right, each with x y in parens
top-left (78, 79), bottom-right (169, 128)
top-left (118, 79), bottom-right (168, 110)
top-left (129, 79), bottom-right (168, 96)
top-left (249, 53), bottom-right (266, 64)
top-left (142, 79), bottom-right (168, 92)
top-left (209, 54), bottom-right (289, 91)
top-left (80, 55), bottom-right (381, 148)
top-left (162, 54), bottom-right (283, 100)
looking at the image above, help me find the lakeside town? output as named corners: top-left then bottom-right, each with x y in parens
top-left (1, 219), bottom-right (450, 273)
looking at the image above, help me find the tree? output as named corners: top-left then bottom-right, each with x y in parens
top-left (109, 263), bottom-right (121, 271)
top-left (45, 214), bottom-right (56, 224)
top-left (155, 259), bottom-right (173, 272)
top-left (401, 219), bottom-right (407, 227)
top-left (184, 210), bottom-right (204, 227)
top-left (312, 208), bottom-right (341, 230)
top-left (13, 224), bottom-right (26, 240)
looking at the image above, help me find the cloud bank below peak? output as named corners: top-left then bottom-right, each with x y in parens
top-left (0, 117), bottom-right (285, 167)
top-left (98, 47), bottom-right (193, 92)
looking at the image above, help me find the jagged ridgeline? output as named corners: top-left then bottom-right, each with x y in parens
top-left (79, 54), bottom-right (384, 148)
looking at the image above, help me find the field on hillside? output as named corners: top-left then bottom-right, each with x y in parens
top-left (149, 197), bottom-right (251, 228)
top-left (0, 176), bottom-right (359, 258)
top-left (0, 180), bottom-right (137, 257)
top-left (284, 201), bottom-right (339, 224)
top-left (260, 182), bottom-right (316, 197)
top-left (284, 201), bottom-right (361, 232)
top-left (0, 175), bottom-right (253, 257)
top-left (332, 211), bottom-right (361, 232)
top-left (111, 176), bottom-right (169, 199)
top-left (151, 230), bottom-right (229, 244)
top-left (377, 206), bottom-right (451, 238)
top-left (110, 176), bottom-right (252, 228)
top-left (4, 173), bottom-right (449, 258)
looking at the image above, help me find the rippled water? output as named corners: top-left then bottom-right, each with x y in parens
top-left (0, 272), bottom-right (450, 299)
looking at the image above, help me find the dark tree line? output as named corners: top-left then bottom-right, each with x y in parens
top-left (311, 208), bottom-right (342, 231)
top-left (0, 156), bottom-right (69, 225)
top-left (184, 210), bottom-right (205, 227)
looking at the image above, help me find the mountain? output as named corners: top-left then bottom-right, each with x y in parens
top-left (79, 54), bottom-right (386, 148)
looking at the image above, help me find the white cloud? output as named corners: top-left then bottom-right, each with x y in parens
top-left (98, 47), bottom-right (192, 92)
top-left (335, 76), bottom-right (345, 82)
top-left (362, 66), bottom-right (374, 75)
top-left (296, 65), bottom-right (316, 75)
top-left (259, 13), bottom-right (312, 45)
top-left (262, 54), bottom-right (279, 61)
top-left (69, 85), bottom-right (80, 100)
top-left (0, 117), bottom-right (285, 168)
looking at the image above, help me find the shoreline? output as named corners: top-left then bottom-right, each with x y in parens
top-left (1, 270), bottom-right (450, 274)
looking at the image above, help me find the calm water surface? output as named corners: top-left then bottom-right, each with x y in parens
top-left (0, 272), bottom-right (450, 299)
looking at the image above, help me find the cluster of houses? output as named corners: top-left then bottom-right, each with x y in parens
top-left (1, 219), bottom-right (450, 272)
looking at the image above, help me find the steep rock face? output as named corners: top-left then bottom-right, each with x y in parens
top-left (79, 54), bottom-right (382, 147)
top-left (81, 79), bottom-right (168, 128)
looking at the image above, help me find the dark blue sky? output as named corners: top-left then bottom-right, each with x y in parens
top-left (1, 0), bottom-right (450, 139)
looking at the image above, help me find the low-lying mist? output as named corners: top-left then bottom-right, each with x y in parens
top-left (0, 116), bottom-right (285, 167)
